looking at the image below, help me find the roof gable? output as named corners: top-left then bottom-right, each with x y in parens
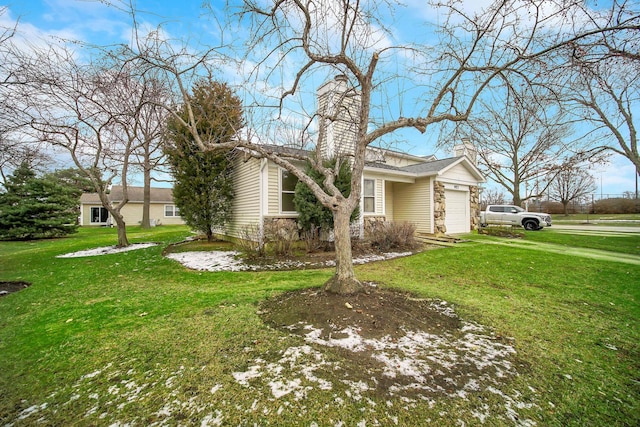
top-left (400, 156), bottom-right (485, 182)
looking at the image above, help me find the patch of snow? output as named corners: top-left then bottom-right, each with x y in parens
top-left (201, 410), bottom-right (224, 427)
top-left (165, 250), bottom-right (413, 272)
top-left (57, 243), bottom-right (158, 258)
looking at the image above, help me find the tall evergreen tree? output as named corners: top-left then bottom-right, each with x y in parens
top-left (164, 80), bottom-right (243, 242)
top-left (48, 168), bottom-right (95, 194)
top-left (0, 163), bottom-right (79, 240)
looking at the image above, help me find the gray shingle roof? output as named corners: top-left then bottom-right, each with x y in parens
top-left (80, 186), bottom-right (174, 204)
top-left (400, 157), bottom-right (462, 175)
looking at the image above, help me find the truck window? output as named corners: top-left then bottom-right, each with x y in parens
top-left (489, 206), bottom-right (503, 212)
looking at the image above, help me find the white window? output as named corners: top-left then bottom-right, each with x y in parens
top-left (165, 205), bottom-right (180, 217)
top-left (90, 207), bottom-right (109, 224)
top-left (280, 169), bottom-right (298, 213)
top-left (363, 179), bottom-right (375, 213)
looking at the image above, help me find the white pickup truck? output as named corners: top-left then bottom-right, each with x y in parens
top-left (480, 205), bottom-right (552, 231)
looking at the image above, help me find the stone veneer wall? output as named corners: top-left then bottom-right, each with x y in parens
top-left (469, 186), bottom-right (480, 230)
top-left (433, 181), bottom-right (446, 235)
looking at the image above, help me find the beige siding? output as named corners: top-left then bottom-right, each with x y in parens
top-left (383, 152), bottom-right (427, 168)
top-left (267, 162), bottom-right (280, 215)
top-left (81, 204), bottom-right (101, 226)
top-left (225, 157), bottom-right (262, 238)
top-left (119, 203), bottom-right (143, 225)
top-left (121, 203), bottom-right (185, 226)
top-left (375, 178), bottom-right (383, 214)
top-left (391, 177), bottom-right (432, 233)
top-left (153, 204), bottom-right (184, 225)
top-left (80, 202), bottom-right (185, 226)
top-left (385, 181), bottom-right (394, 220)
top-left (443, 163), bottom-right (477, 182)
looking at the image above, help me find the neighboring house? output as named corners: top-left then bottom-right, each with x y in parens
top-left (79, 186), bottom-right (185, 226)
top-left (222, 76), bottom-right (485, 239)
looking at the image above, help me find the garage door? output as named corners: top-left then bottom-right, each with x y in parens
top-left (444, 190), bottom-right (470, 234)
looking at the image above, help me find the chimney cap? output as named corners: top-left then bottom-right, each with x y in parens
top-left (334, 74), bottom-right (348, 82)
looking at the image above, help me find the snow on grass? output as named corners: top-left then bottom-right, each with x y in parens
top-left (233, 300), bottom-right (538, 425)
top-left (56, 243), bottom-right (158, 258)
top-left (8, 317), bottom-right (537, 427)
top-left (166, 251), bottom-right (247, 272)
top-left (165, 250), bottom-right (413, 272)
top-left (56, 240), bottom-right (412, 271)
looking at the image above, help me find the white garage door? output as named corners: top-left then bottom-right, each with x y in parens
top-left (444, 190), bottom-right (470, 234)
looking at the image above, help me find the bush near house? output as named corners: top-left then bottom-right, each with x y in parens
top-left (365, 220), bottom-right (419, 251)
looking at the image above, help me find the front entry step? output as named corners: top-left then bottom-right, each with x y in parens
top-left (415, 233), bottom-right (467, 246)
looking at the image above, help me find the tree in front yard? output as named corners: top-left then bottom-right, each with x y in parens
top-left (0, 162), bottom-right (79, 240)
top-left (164, 80), bottom-right (243, 242)
top-left (125, 0), bottom-right (639, 295)
top-left (293, 158), bottom-right (358, 236)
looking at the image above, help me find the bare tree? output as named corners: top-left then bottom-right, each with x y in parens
top-left (480, 188), bottom-right (507, 210)
top-left (10, 43), bottom-right (145, 247)
top-left (128, 0), bottom-right (639, 294)
top-left (0, 7), bottom-right (52, 187)
top-left (548, 166), bottom-right (597, 215)
top-left (452, 84), bottom-right (588, 206)
top-left (114, 60), bottom-right (172, 229)
top-left (563, 48), bottom-right (639, 193)
top-left (550, 1), bottom-right (640, 196)
top-left (134, 78), bottom-right (171, 229)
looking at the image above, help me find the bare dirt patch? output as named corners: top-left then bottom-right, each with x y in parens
top-left (256, 283), bottom-right (525, 404)
top-left (0, 281), bottom-right (30, 296)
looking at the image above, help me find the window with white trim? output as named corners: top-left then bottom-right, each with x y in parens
top-left (280, 169), bottom-right (298, 213)
top-left (165, 205), bottom-right (180, 217)
top-left (90, 207), bottom-right (109, 224)
top-left (363, 179), bottom-right (375, 213)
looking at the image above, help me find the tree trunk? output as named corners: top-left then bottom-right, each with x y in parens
top-left (112, 212), bottom-right (129, 247)
top-left (562, 201), bottom-right (569, 216)
top-left (323, 205), bottom-right (363, 295)
top-left (206, 228), bottom-right (213, 243)
top-left (141, 167), bottom-right (152, 228)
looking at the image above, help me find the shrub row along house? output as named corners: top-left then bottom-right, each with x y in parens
top-left (80, 76), bottom-right (484, 237)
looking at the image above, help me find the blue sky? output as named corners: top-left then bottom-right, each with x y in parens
top-left (3, 0), bottom-right (637, 197)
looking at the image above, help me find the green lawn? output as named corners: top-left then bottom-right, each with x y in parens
top-left (1, 226), bottom-right (638, 426)
top-left (520, 227), bottom-right (640, 255)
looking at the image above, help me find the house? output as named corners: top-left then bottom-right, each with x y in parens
top-left (222, 76), bottom-right (485, 239)
top-left (79, 186), bottom-right (185, 226)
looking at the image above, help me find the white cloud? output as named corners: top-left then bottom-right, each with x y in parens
top-left (598, 154), bottom-right (638, 196)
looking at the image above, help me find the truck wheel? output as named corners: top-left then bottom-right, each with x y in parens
top-left (523, 219), bottom-right (539, 231)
